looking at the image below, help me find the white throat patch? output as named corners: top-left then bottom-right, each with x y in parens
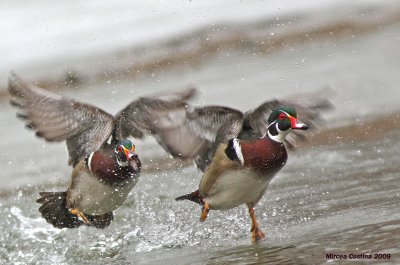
top-left (267, 122), bottom-right (290, 143)
top-left (116, 158), bottom-right (129, 167)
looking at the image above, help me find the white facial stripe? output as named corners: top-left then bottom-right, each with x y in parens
top-left (276, 122), bottom-right (281, 133)
top-left (115, 146), bottom-right (129, 167)
top-left (232, 138), bottom-right (244, 166)
top-left (281, 110), bottom-right (290, 116)
top-left (87, 152), bottom-right (95, 171)
top-left (267, 122), bottom-right (290, 143)
top-left (266, 110), bottom-right (295, 142)
top-left (117, 159), bottom-right (129, 167)
top-left (268, 130), bottom-right (289, 143)
top-left (267, 120), bottom-right (276, 129)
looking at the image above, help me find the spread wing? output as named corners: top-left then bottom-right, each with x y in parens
top-left (175, 106), bottom-right (244, 171)
top-left (8, 72), bottom-right (114, 166)
top-left (114, 89), bottom-right (243, 171)
top-left (241, 89), bottom-right (334, 149)
top-left (113, 87), bottom-right (197, 140)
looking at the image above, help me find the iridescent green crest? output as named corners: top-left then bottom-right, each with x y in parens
top-left (268, 106), bottom-right (297, 123)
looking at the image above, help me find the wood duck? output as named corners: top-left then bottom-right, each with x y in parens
top-left (8, 71), bottom-right (194, 229)
top-left (127, 90), bottom-right (331, 242)
top-left (176, 107), bottom-right (308, 242)
top-left (37, 139), bottom-right (141, 228)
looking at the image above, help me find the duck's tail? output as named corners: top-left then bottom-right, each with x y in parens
top-left (175, 189), bottom-right (204, 206)
top-left (36, 191), bottom-right (113, 229)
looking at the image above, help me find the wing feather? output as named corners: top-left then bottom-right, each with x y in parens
top-left (113, 88), bottom-right (197, 140)
top-left (8, 72), bottom-right (114, 166)
top-left (114, 88), bottom-right (244, 171)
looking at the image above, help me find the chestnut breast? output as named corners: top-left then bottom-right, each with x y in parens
top-left (240, 137), bottom-right (287, 175)
top-left (89, 147), bottom-right (140, 186)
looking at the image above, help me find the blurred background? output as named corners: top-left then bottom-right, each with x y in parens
top-left (0, 1), bottom-right (399, 264)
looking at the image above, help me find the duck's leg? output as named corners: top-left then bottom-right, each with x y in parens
top-left (248, 207), bottom-right (265, 243)
top-left (70, 208), bottom-right (90, 224)
top-left (200, 202), bottom-right (210, 222)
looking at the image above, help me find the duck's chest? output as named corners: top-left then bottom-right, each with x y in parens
top-left (87, 149), bottom-right (139, 185)
top-left (68, 160), bottom-right (138, 215)
top-left (240, 138), bottom-right (287, 175)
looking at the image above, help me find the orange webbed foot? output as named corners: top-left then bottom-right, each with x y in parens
top-left (249, 207), bottom-right (265, 243)
top-left (200, 202), bottom-right (210, 222)
top-left (251, 224), bottom-right (266, 243)
top-left (70, 208), bottom-right (90, 224)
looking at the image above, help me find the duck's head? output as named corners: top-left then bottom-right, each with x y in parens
top-left (115, 139), bottom-right (140, 171)
top-left (267, 106), bottom-right (309, 142)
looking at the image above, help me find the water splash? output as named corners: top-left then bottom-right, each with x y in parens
top-left (10, 206), bottom-right (64, 244)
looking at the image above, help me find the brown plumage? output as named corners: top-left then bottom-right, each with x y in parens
top-left (176, 107), bottom-right (313, 242)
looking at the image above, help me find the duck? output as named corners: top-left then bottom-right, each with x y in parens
top-left (8, 71), bottom-right (330, 232)
top-left (176, 106), bottom-right (308, 242)
top-left (132, 90), bottom-right (331, 242)
top-left (8, 71), bottom-right (195, 229)
top-left (37, 139), bottom-right (140, 228)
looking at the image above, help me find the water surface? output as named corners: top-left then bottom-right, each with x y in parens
top-left (0, 3), bottom-right (400, 265)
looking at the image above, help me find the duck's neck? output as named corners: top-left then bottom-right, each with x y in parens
top-left (266, 122), bottom-right (289, 143)
top-left (116, 156), bottom-right (129, 167)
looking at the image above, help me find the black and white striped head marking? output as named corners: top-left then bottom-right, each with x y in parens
top-left (267, 114), bottom-right (291, 143)
top-left (267, 107), bottom-right (308, 143)
top-left (115, 140), bottom-right (136, 167)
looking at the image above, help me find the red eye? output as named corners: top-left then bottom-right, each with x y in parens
top-left (117, 146), bottom-right (123, 153)
top-left (279, 113), bottom-right (286, 120)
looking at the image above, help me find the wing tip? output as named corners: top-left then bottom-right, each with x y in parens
top-left (183, 85), bottom-right (198, 100)
top-left (9, 70), bottom-right (17, 79)
top-left (8, 70), bottom-right (29, 96)
top-left (8, 70), bottom-right (18, 90)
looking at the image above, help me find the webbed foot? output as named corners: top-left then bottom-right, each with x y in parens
top-left (200, 202), bottom-right (210, 222)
